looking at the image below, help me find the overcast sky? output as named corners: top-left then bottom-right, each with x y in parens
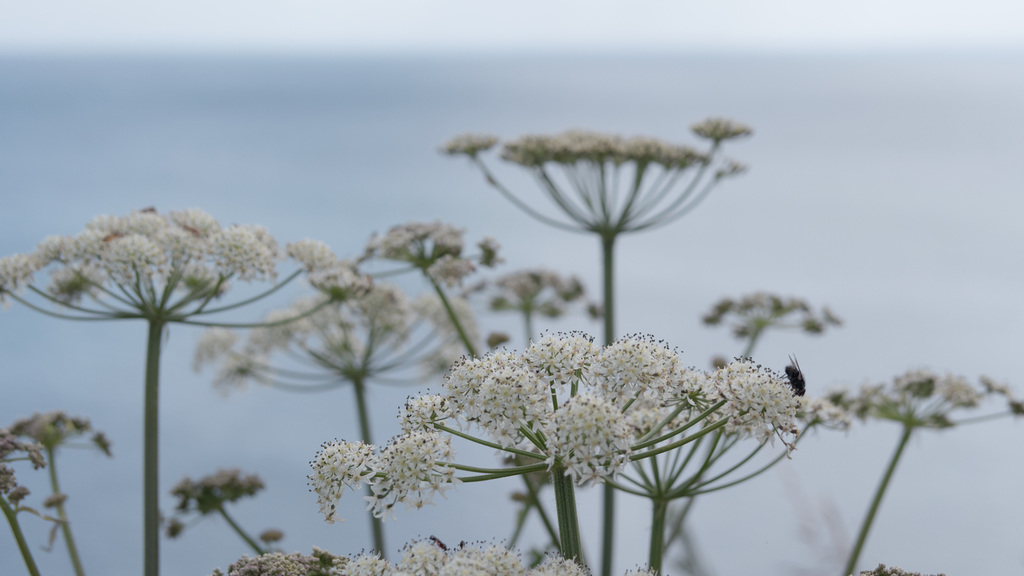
top-left (3, 0), bottom-right (1024, 53)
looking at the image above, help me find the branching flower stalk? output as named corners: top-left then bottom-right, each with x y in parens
top-left (167, 469), bottom-right (274, 555)
top-left (830, 371), bottom-right (1023, 576)
top-left (310, 332), bottom-right (810, 571)
top-left (444, 120), bottom-right (752, 576)
top-left (8, 412), bottom-right (112, 576)
top-left (1, 428), bottom-right (49, 576)
top-left (193, 282), bottom-right (481, 555)
top-left (0, 208), bottom-right (369, 576)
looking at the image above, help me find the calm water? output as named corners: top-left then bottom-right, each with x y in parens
top-left (1, 52), bottom-right (1023, 576)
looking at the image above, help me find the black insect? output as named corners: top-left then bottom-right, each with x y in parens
top-left (784, 355), bottom-right (806, 397)
top-left (428, 535), bottom-right (448, 551)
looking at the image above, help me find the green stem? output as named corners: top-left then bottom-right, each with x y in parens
top-left (1, 496), bottom-right (41, 576)
top-left (843, 425), bottom-right (914, 576)
top-left (551, 466), bottom-right (583, 565)
top-left (144, 319), bottom-right (164, 576)
top-left (46, 446), bottom-right (86, 576)
top-left (599, 231), bottom-right (616, 576)
top-left (351, 377), bottom-right (386, 557)
top-left (428, 277), bottom-right (477, 357)
top-left (649, 498), bottom-right (669, 574)
top-left (217, 506), bottom-right (264, 555)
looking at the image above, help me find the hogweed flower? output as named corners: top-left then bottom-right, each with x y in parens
top-left (167, 469), bottom-right (271, 554)
top-left (1, 428), bottom-right (50, 576)
top-left (445, 123), bottom-right (750, 576)
top-left (702, 292), bottom-right (842, 359)
top-left (310, 332), bottom-right (826, 570)
top-left (0, 208), bottom-right (367, 576)
top-left (831, 370), bottom-right (1021, 576)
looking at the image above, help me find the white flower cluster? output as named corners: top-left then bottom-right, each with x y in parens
top-left (365, 221), bottom-right (500, 286)
top-left (332, 540), bottom-right (612, 576)
top-left (311, 333), bottom-right (810, 523)
top-left (499, 130), bottom-right (709, 169)
top-left (310, 432), bottom-right (458, 523)
top-left (0, 208), bottom-right (363, 307)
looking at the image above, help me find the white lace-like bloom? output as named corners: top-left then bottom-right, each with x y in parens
top-left (441, 545), bottom-right (524, 576)
top-left (210, 225), bottom-right (279, 281)
top-left (286, 239), bottom-right (338, 273)
top-left (545, 394), bottom-right (633, 484)
top-left (522, 332), bottom-right (599, 391)
top-left (530, 555), bottom-right (590, 576)
top-left (365, 431), bottom-right (459, 521)
top-left (444, 351), bottom-right (551, 448)
top-left (0, 254), bottom-right (43, 305)
top-left (798, 396), bottom-right (852, 430)
top-left (369, 221), bottom-right (465, 263)
top-left (399, 394), bottom-right (451, 433)
top-left (588, 334), bottom-right (680, 404)
top-left (711, 359), bottom-right (800, 446)
top-left (346, 552), bottom-right (391, 576)
top-left (102, 234), bottom-right (170, 285)
top-left (309, 440), bottom-right (379, 524)
top-left (396, 539), bottom-right (448, 575)
top-left (427, 254), bottom-right (476, 287)
top-left (441, 133), bottom-right (499, 157)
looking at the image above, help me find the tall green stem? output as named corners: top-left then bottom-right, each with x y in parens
top-left (843, 425), bottom-right (913, 576)
top-left (1, 496), bottom-right (41, 576)
top-left (144, 319), bottom-right (164, 576)
top-left (46, 446), bottom-right (86, 576)
top-left (551, 466), bottom-right (583, 565)
top-left (599, 232), bottom-right (616, 576)
top-left (351, 376), bottom-right (386, 556)
top-left (649, 498), bottom-right (669, 574)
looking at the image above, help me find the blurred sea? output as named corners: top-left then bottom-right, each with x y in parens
top-left (1, 52), bottom-right (1023, 576)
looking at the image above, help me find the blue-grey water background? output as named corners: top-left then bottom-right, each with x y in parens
top-left (1, 51), bottom-right (1023, 575)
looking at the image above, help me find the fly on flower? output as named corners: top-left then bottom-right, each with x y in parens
top-left (785, 355), bottom-right (806, 397)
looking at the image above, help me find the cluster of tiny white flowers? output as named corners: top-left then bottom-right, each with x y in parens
top-left (588, 335), bottom-right (679, 404)
top-left (309, 441), bottom-right (379, 524)
top-left (365, 431), bottom-right (459, 520)
top-left (398, 394), bottom-right (451, 433)
top-left (499, 130), bottom-right (711, 169)
top-left (494, 269), bottom-right (583, 303)
top-left (291, 539), bottom-right (662, 576)
top-left (368, 221), bottom-right (465, 264)
top-left (440, 133), bottom-right (499, 157)
top-left (193, 328), bottom-right (240, 372)
top-left (427, 254), bottom-right (476, 287)
top-left (2, 209), bottom-right (366, 309)
top-left (0, 253), bottom-right (41, 306)
top-left (522, 332), bottom-right (599, 390)
top-left (546, 394), bottom-right (633, 484)
top-left (444, 351), bottom-right (552, 448)
top-left (210, 225), bottom-right (279, 282)
top-left (797, 396), bottom-right (852, 430)
top-left (708, 359), bottom-right (801, 446)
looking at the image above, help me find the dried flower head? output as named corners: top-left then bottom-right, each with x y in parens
top-left (170, 469), bottom-right (265, 515)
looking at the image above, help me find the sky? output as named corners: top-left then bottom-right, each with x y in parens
top-left (2, 0), bottom-right (1024, 53)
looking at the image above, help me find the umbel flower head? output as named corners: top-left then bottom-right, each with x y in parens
top-left (0, 208), bottom-right (367, 316)
top-left (362, 221), bottom-right (502, 287)
top-left (310, 332), bottom-right (814, 523)
top-left (443, 121), bottom-right (751, 235)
